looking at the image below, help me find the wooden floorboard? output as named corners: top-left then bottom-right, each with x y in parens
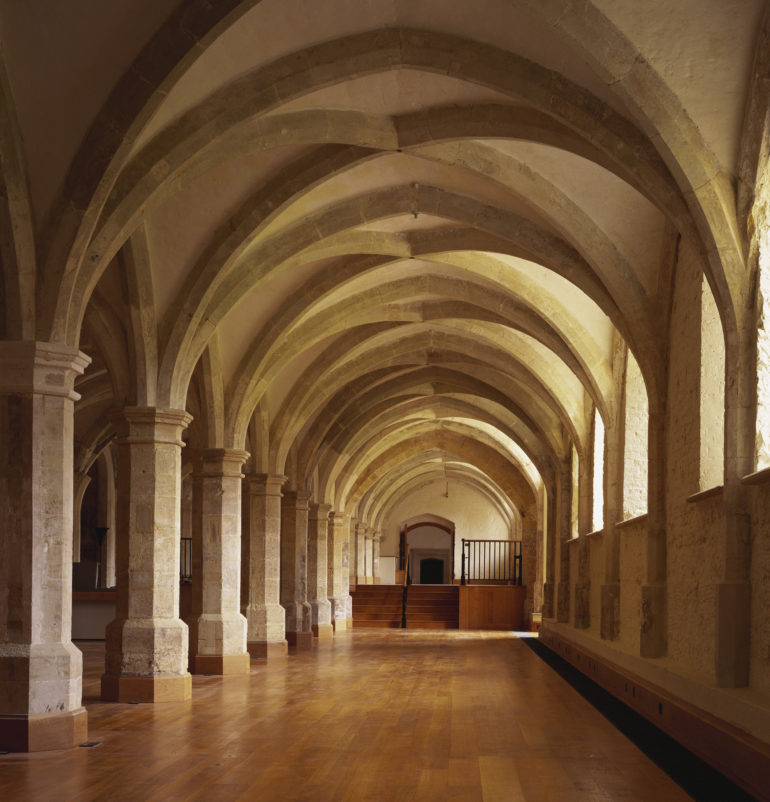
top-left (0, 630), bottom-right (695, 801)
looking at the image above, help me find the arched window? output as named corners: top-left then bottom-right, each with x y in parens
top-left (700, 276), bottom-right (725, 488)
top-left (623, 350), bottom-right (648, 518)
top-left (592, 409), bottom-right (605, 532)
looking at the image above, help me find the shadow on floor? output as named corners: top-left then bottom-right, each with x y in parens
top-left (522, 638), bottom-right (758, 802)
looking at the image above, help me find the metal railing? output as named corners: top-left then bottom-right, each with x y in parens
top-left (401, 548), bottom-right (411, 628)
top-left (460, 539), bottom-right (522, 585)
top-left (180, 537), bottom-right (193, 582)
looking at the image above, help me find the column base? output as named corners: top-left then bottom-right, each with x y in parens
top-left (287, 631), bottom-right (314, 650)
top-left (0, 708), bottom-right (88, 752)
top-left (248, 640), bottom-right (288, 659)
top-left (101, 672), bottom-right (192, 702)
top-left (332, 618), bottom-right (349, 632)
top-left (346, 616), bottom-right (354, 629)
top-left (312, 624), bottom-right (334, 641)
top-left (190, 653), bottom-right (250, 675)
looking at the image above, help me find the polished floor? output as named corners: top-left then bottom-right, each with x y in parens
top-left (0, 630), bottom-right (695, 801)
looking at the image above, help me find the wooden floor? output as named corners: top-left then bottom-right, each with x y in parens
top-left (0, 630), bottom-right (694, 801)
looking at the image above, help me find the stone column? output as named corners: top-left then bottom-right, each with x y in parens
top-left (542, 475), bottom-right (558, 620)
top-left (373, 532), bottom-right (381, 584)
top-left (281, 490), bottom-right (313, 649)
top-left (355, 521), bottom-right (368, 586)
top-left (101, 407), bottom-right (192, 703)
top-left (641, 403), bottom-right (667, 658)
top-left (96, 450), bottom-right (116, 589)
top-left (0, 342), bottom-right (90, 751)
top-left (308, 503), bottom-right (333, 640)
top-left (242, 474), bottom-right (287, 658)
top-left (556, 458), bottom-right (572, 623)
top-left (327, 512), bottom-right (351, 631)
top-left (574, 458), bottom-right (592, 629)
top-left (188, 449), bottom-right (250, 675)
top-left (365, 528), bottom-right (375, 584)
top-left (345, 516), bottom-right (355, 626)
top-left (72, 470), bottom-right (91, 562)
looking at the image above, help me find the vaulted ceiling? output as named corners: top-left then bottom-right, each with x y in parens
top-left (1, 0), bottom-right (764, 526)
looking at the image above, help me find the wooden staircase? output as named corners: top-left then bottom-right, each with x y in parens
top-left (406, 585), bottom-right (459, 629)
top-left (351, 585), bottom-right (403, 628)
top-left (352, 584), bottom-right (459, 629)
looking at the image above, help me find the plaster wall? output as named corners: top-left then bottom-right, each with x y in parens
top-left (666, 240), bottom-right (721, 682)
top-left (380, 480), bottom-right (509, 581)
top-left (407, 525), bottom-right (451, 550)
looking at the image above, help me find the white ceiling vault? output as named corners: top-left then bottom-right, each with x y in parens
top-left (0, 0), bottom-right (765, 527)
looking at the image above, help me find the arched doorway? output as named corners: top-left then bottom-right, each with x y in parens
top-left (400, 515), bottom-right (455, 584)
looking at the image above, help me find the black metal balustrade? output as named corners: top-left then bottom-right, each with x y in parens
top-left (460, 539), bottom-right (522, 585)
top-left (180, 537), bottom-right (193, 582)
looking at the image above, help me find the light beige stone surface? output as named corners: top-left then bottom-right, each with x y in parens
top-left (307, 503), bottom-right (332, 633)
top-left (188, 449), bottom-right (249, 673)
top-left (0, 343), bottom-right (89, 730)
top-left (101, 407), bottom-right (192, 700)
top-left (280, 490), bottom-right (312, 636)
top-left (242, 474), bottom-right (287, 648)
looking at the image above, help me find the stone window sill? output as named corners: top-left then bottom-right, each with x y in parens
top-left (741, 466), bottom-right (770, 486)
top-left (615, 513), bottom-right (648, 530)
top-left (686, 485), bottom-right (723, 503)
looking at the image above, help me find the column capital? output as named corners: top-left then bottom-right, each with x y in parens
top-left (199, 448), bottom-right (250, 478)
top-left (282, 489), bottom-right (312, 510)
top-left (111, 406), bottom-right (193, 445)
top-left (329, 511), bottom-right (349, 526)
top-left (246, 473), bottom-right (287, 496)
top-left (309, 502), bottom-right (332, 522)
top-left (0, 340), bottom-right (90, 399)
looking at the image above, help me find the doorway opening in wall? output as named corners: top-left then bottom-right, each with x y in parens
top-left (419, 557), bottom-right (445, 584)
top-left (400, 515), bottom-right (455, 584)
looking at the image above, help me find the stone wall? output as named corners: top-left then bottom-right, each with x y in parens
top-left (665, 240), bottom-right (721, 681)
top-left (750, 483), bottom-right (770, 696)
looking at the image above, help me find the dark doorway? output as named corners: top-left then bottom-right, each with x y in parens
top-left (420, 558), bottom-right (444, 584)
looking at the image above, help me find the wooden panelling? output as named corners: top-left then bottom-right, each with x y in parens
top-left (459, 586), bottom-right (526, 630)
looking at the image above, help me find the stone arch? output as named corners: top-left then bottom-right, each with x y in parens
top-left (268, 327), bottom-right (585, 476)
top-left (0, 47), bottom-right (35, 340)
top-left (225, 267), bottom-right (615, 445)
top-left (169, 185), bottom-right (641, 413)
